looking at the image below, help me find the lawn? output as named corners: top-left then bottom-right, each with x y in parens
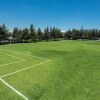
top-left (0, 40), bottom-right (100, 100)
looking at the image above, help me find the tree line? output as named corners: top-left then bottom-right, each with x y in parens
top-left (0, 24), bottom-right (100, 44)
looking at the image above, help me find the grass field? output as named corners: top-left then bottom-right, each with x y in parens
top-left (0, 40), bottom-right (100, 100)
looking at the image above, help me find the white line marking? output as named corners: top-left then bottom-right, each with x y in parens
top-left (0, 51), bottom-right (24, 61)
top-left (2, 49), bottom-right (49, 61)
top-left (0, 49), bottom-right (51, 100)
top-left (0, 60), bottom-right (50, 78)
top-left (0, 60), bottom-right (24, 68)
top-left (0, 78), bottom-right (28, 100)
top-left (0, 53), bottom-right (25, 68)
top-left (5, 54), bottom-right (25, 61)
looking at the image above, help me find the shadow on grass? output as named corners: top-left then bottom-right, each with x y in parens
top-left (27, 84), bottom-right (46, 100)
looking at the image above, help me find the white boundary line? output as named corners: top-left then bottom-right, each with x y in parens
top-left (0, 53), bottom-right (25, 68)
top-left (2, 49), bottom-right (50, 61)
top-left (5, 54), bottom-right (25, 61)
top-left (0, 51), bottom-right (25, 61)
top-left (0, 60), bottom-right (24, 68)
top-left (0, 50), bottom-right (51, 100)
top-left (0, 60), bottom-right (50, 78)
top-left (0, 78), bottom-right (28, 100)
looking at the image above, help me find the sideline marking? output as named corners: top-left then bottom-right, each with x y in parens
top-left (0, 50), bottom-right (51, 100)
top-left (2, 49), bottom-right (49, 61)
top-left (0, 78), bottom-right (28, 100)
top-left (0, 60), bottom-right (50, 78)
top-left (5, 54), bottom-right (25, 61)
top-left (0, 53), bottom-right (25, 68)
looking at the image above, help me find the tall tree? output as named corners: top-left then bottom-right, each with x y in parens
top-left (0, 24), bottom-right (8, 41)
top-left (71, 29), bottom-right (80, 40)
top-left (29, 24), bottom-right (37, 41)
top-left (44, 27), bottom-right (50, 41)
top-left (37, 28), bottom-right (43, 41)
top-left (56, 28), bottom-right (63, 40)
top-left (64, 29), bottom-right (72, 40)
top-left (22, 28), bottom-right (30, 41)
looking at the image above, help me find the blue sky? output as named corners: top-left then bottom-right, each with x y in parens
top-left (0, 0), bottom-right (100, 31)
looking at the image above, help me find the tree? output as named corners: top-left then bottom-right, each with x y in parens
top-left (50, 27), bottom-right (53, 40)
top-left (22, 28), bottom-right (30, 41)
top-left (64, 29), bottom-right (72, 40)
top-left (49, 27), bottom-right (63, 40)
top-left (29, 24), bottom-right (37, 41)
top-left (13, 27), bottom-right (19, 42)
top-left (57, 29), bottom-right (63, 40)
top-left (37, 28), bottom-right (43, 41)
top-left (44, 27), bottom-right (50, 41)
top-left (0, 24), bottom-right (8, 41)
top-left (71, 29), bottom-right (80, 40)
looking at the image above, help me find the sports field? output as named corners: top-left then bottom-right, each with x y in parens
top-left (0, 40), bottom-right (100, 100)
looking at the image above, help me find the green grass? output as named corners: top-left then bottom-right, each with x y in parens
top-left (0, 40), bottom-right (100, 100)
